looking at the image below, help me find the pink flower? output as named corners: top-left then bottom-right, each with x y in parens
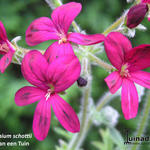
top-left (15, 49), bottom-right (81, 141)
top-left (142, 0), bottom-right (150, 4)
top-left (0, 21), bottom-right (15, 73)
top-left (26, 2), bottom-right (105, 56)
top-left (104, 32), bottom-right (150, 120)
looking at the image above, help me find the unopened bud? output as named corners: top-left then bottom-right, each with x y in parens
top-left (77, 77), bottom-right (87, 87)
top-left (126, 3), bottom-right (148, 28)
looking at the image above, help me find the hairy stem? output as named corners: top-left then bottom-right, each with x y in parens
top-left (103, 16), bottom-right (125, 35)
top-left (68, 62), bottom-right (91, 150)
top-left (83, 92), bottom-right (119, 140)
top-left (131, 91), bottom-right (150, 150)
top-left (44, 0), bottom-right (62, 9)
top-left (88, 53), bottom-right (114, 72)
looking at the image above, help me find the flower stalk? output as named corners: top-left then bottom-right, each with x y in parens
top-left (68, 61), bottom-right (91, 150)
top-left (88, 52), bottom-right (114, 72)
top-left (103, 16), bottom-right (125, 35)
top-left (131, 91), bottom-right (150, 150)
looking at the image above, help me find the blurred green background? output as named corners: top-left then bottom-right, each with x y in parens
top-left (0, 0), bottom-right (150, 150)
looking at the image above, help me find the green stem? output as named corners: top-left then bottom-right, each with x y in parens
top-left (11, 43), bottom-right (44, 65)
top-left (131, 91), bottom-right (150, 150)
top-left (68, 62), bottom-right (91, 150)
top-left (68, 92), bottom-right (118, 150)
top-left (45, 0), bottom-right (62, 9)
top-left (88, 53), bottom-right (114, 72)
top-left (103, 16), bottom-right (125, 35)
top-left (72, 21), bottom-right (81, 32)
top-left (84, 92), bottom-right (119, 136)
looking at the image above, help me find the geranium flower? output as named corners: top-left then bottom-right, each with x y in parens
top-left (15, 50), bottom-right (81, 141)
top-left (0, 21), bottom-right (15, 73)
top-left (104, 32), bottom-right (150, 120)
top-left (26, 2), bottom-right (105, 56)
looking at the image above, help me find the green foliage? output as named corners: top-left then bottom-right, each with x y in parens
top-left (92, 128), bottom-right (125, 150)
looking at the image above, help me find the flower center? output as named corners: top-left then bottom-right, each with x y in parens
top-left (0, 43), bottom-right (9, 53)
top-left (58, 37), bottom-right (67, 44)
top-left (58, 33), bottom-right (67, 44)
top-left (45, 89), bottom-right (52, 101)
top-left (120, 64), bottom-right (130, 78)
top-left (45, 84), bottom-right (55, 101)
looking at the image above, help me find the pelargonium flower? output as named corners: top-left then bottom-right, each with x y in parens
top-left (26, 2), bottom-right (105, 57)
top-left (15, 50), bottom-right (81, 141)
top-left (0, 21), bottom-right (15, 73)
top-left (104, 32), bottom-right (150, 120)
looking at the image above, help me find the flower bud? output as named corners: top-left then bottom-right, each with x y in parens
top-left (77, 76), bottom-right (87, 87)
top-left (126, 3), bottom-right (148, 29)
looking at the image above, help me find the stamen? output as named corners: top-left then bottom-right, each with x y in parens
top-left (45, 89), bottom-right (51, 101)
top-left (58, 37), bottom-right (67, 44)
top-left (120, 64), bottom-right (131, 78)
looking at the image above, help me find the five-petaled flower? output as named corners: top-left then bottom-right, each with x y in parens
top-left (26, 2), bottom-right (105, 59)
top-left (15, 49), bottom-right (81, 141)
top-left (0, 21), bottom-right (15, 73)
top-left (104, 32), bottom-right (150, 120)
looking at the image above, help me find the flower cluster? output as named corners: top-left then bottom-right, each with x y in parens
top-left (1, 1), bottom-right (150, 141)
top-left (15, 2), bottom-right (105, 141)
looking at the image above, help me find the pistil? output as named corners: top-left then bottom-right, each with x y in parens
top-left (120, 64), bottom-right (131, 77)
top-left (58, 37), bottom-right (67, 44)
top-left (45, 89), bottom-right (51, 101)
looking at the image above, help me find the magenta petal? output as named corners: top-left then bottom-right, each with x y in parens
top-left (33, 99), bottom-right (51, 141)
top-left (121, 79), bottom-right (138, 120)
top-left (0, 21), bottom-right (7, 41)
top-left (47, 55), bottom-right (81, 93)
top-left (0, 49), bottom-right (14, 73)
top-left (51, 2), bottom-right (82, 34)
top-left (104, 71), bottom-right (122, 94)
top-left (15, 86), bottom-right (46, 106)
top-left (130, 71), bottom-right (150, 89)
top-left (142, 0), bottom-right (150, 4)
top-left (68, 33), bottom-right (105, 45)
top-left (26, 17), bottom-right (58, 46)
top-left (126, 44), bottom-right (150, 72)
top-left (44, 41), bottom-right (75, 63)
top-left (51, 94), bottom-right (80, 133)
top-left (104, 32), bottom-right (132, 69)
top-left (21, 50), bottom-right (48, 89)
